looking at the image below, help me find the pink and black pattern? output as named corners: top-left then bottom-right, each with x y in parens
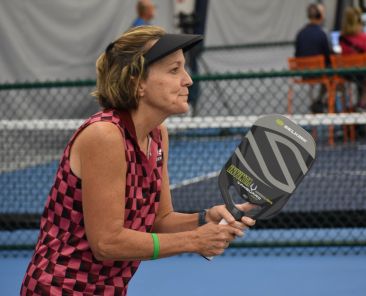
top-left (20, 109), bottom-right (163, 295)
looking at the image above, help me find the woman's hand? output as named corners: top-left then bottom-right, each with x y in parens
top-left (190, 203), bottom-right (256, 257)
top-left (206, 203), bottom-right (256, 230)
top-left (191, 222), bottom-right (242, 257)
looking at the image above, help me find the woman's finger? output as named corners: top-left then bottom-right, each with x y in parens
top-left (241, 216), bottom-right (256, 226)
top-left (235, 202), bottom-right (259, 212)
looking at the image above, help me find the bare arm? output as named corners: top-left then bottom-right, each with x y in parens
top-left (74, 122), bottom-right (242, 261)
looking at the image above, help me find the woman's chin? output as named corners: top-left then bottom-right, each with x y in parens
top-left (170, 102), bottom-right (189, 115)
top-left (179, 102), bottom-right (190, 114)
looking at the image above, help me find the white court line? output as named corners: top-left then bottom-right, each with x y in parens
top-left (1, 113), bottom-right (366, 130)
top-left (170, 171), bottom-right (220, 190)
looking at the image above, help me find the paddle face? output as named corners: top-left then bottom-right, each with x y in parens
top-left (218, 114), bottom-right (316, 220)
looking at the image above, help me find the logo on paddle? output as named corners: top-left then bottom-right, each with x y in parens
top-left (276, 118), bottom-right (307, 143)
top-left (276, 119), bottom-right (284, 126)
top-left (249, 183), bottom-right (257, 193)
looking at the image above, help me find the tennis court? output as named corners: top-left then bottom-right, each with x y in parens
top-left (1, 115), bottom-right (366, 296)
top-left (1, 54), bottom-right (366, 296)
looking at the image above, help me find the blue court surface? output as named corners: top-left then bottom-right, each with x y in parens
top-left (1, 130), bottom-right (366, 295)
top-left (1, 251), bottom-right (365, 296)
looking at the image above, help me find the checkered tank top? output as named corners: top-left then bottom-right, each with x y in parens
top-left (21, 109), bottom-right (163, 295)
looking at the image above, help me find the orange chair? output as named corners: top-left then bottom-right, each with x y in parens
top-left (330, 53), bottom-right (366, 142)
top-left (288, 55), bottom-right (336, 144)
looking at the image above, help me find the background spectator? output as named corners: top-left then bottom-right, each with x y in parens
top-left (340, 6), bottom-right (366, 111)
top-left (131, 0), bottom-right (156, 27)
top-left (294, 3), bottom-right (332, 113)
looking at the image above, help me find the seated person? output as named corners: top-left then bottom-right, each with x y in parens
top-left (339, 6), bottom-right (366, 111)
top-left (294, 3), bottom-right (332, 113)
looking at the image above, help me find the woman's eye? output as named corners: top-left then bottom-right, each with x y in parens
top-left (170, 68), bottom-right (179, 74)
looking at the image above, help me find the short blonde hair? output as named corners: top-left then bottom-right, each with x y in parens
top-left (91, 26), bottom-right (165, 110)
top-left (341, 7), bottom-right (363, 36)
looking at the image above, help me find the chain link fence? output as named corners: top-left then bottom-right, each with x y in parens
top-left (1, 68), bottom-right (366, 256)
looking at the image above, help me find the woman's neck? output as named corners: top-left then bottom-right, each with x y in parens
top-left (130, 107), bottom-right (165, 143)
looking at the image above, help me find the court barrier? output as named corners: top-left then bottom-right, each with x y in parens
top-left (1, 67), bottom-right (366, 256)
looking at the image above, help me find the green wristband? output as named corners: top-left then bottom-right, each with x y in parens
top-left (151, 233), bottom-right (160, 260)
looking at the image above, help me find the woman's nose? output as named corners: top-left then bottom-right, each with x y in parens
top-left (183, 69), bottom-right (193, 87)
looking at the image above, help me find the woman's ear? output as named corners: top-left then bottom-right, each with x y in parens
top-left (137, 80), bottom-right (146, 98)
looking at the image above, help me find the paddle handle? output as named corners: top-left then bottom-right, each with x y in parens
top-left (203, 218), bottom-right (228, 261)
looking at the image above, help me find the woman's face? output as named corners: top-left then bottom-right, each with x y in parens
top-left (138, 49), bottom-right (193, 116)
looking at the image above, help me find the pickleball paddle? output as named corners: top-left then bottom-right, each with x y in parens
top-left (206, 114), bottom-right (316, 260)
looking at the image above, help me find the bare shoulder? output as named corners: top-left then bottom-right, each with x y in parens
top-left (70, 121), bottom-right (125, 178)
top-left (76, 121), bottom-right (124, 149)
top-left (73, 121), bottom-right (125, 163)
